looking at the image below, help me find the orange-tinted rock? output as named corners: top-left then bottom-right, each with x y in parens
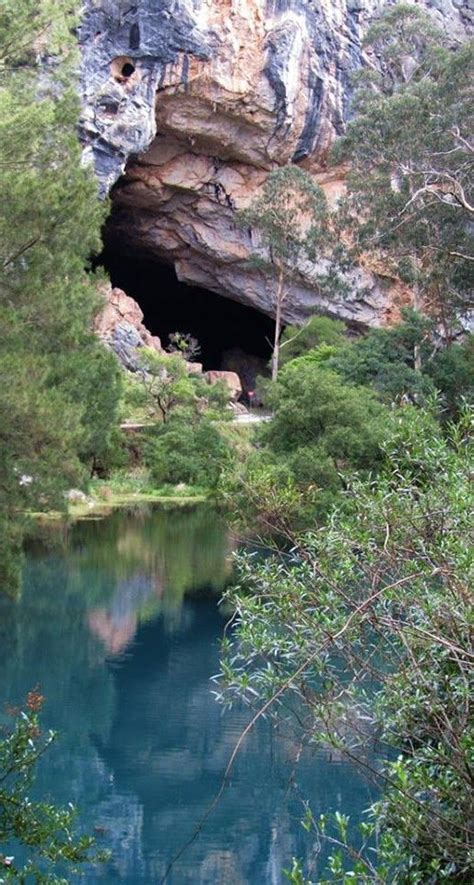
top-left (95, 283), bottom-right (162, 353)
top-left (205, 370), bottom-right (242, 401)
top-left (80, 1), bottom-right (471, 328)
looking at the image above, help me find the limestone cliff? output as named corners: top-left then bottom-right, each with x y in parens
top-left (79, 1), bottom-right (472, 327)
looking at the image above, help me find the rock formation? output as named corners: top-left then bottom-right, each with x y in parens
top-left (80, 1), bottom-right (472, 327)
top-left (204, 370), bottom-right (242, 400)
top-left (94, 283), bottom-right (162, 371)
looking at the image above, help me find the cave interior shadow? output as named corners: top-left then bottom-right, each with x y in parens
top-left (101, 252), bottom-right (275, 387)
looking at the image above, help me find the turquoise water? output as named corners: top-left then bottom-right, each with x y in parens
top-left (0, 506), bottom-right (375, 883)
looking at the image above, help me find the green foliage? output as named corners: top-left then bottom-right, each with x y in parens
top-left (136, 349), bottom-right (230, 425)
top-left (52, 339), bottom-right (123, 472)
top-left (145, 417), bottom-right (233, 490)
top-left (221, 450), bottom-right (317, 537)
top-left (238, 166), bottom-right (338, 380)
top-left (224, 359), bottom-right (388, 532)
top-left (328, 311), bottom-right (473, 417)
top-left (136, 350), bottom-right (197, 424)
top-left (426, 333), bottom-right (474, 418)
top-left (279, 316), bottom-right (346, 368)
top-left (238, 165), bottom-right (330, 269)
top-left (360, 3), bottom-right (442, 90)
top-left (0, 692), bottom-right (106, 880)
top-left (329, 308), bottom-right (435, 403)
top-left (167, 331), bottom-right (201, 362)
top-left (333, 5), bottom-right (473, 330)
top-left (0, 0), bottom-right (121, 594)
top-left (262, 361), bottom-right (387, 471)
top-left (134, 349), bottom-right (234, 491)
top-left (218, 405), bottom-right (474, 881)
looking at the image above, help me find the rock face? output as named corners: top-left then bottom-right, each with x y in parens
top-left (94, 283), bottom-right (162, 370)
top-left (80, 1), bottom-right (472, 328)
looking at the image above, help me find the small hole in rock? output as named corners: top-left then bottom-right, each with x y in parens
top-left (110, 56), bottom-right (137, 82)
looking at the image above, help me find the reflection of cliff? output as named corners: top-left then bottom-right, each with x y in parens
top-left (1, 508), bottom-right (378, 883)
top-left (84, 505), bottom-right (235, 655)
top-left (0, 555), bottom-right (116, 750)
top-left (94, 600), bottom-right (374, 883)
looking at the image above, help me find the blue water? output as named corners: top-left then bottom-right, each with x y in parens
top-left (0, 506), bottom-right (375, 883)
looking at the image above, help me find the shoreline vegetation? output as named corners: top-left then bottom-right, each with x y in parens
top-left (1, 2), bottom-right (472, 882)
top-left (29, 491), bottom-right (209, 522)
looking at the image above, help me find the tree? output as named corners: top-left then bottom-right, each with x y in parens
top-left (167, 331), bottom-right (201, 363)
top-left (333, 5), bottom-right (473, 341)
top-left (146, 418), bottom-right (233, 490)
top-left (0, 0), bottom-right (121, 595)
top-left (238, 166), bottom-right (334, 381)
top-left (136, 350), bottom-right (200, 424)
top-left (0, 690), bottom-right (106, 880)
top-left (223, 359), bottom-right (389, 534)
top-left (261, 359), bottom-right (387, 474)
top-left (426, 332), bottom-right (474, 419)
top-left (329, 308), bottom-right (436, 403)
top-left (217, 405), bottom-right (473, 881)
top-left (278, 315), bottom-right (347, 368)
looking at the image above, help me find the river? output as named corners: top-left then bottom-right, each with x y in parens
top-left (0, 505), bottom-right (375, 883)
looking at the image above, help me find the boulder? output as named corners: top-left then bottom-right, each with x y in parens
top-left (204, 370), bottom-right (243, 401)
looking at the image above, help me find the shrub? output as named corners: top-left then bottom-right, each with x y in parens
top-left (146, 418), bottom-right (233, 490)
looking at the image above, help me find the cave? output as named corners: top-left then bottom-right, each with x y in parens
top-left (101, 251), bottom-right (275, 391)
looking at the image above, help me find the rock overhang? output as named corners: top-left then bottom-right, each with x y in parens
top-left (79, 0), bottom-right (473, 327)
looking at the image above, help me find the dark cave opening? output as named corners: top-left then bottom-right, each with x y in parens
top-left (102, 252), bottom-right (275, 390)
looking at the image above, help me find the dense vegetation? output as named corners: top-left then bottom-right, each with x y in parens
top-left (0, 0), bottom-right (123, 871)
top-left (334, 3), bottom-right (473, 335)
top-left (217, 6), bottom-right (473, 882)
top-left (0, 0), bottom-right (472, 881)
top-left (219, 405), bottom-right (473, 882)
top-left (0, 0), bottom-right (121, 597)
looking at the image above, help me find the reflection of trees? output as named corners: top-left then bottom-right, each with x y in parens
top-left (0, 556), bottom-right (115, 749)
top-left (95, 601), bottom-right (374, 883)
top-left (80, 505), bottom-right (234, 654)
top-left (0, 507), bottom-right (375, 883)
top-left (70, 504), bottom-right (234, 604)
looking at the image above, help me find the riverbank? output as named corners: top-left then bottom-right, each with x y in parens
top-left (32, 479), bottom-right (208, 523)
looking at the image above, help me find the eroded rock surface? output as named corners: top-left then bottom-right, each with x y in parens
top-left (95, 283), bottom-right (162, 370)
top-left (80, 1), bottom-right (472, 327)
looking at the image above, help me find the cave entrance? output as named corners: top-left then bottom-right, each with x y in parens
top-left (102, 252), bottom-right (275, 392)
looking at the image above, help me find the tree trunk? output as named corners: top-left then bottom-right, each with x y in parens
top-left (271, 268), bottom-right (284, 382)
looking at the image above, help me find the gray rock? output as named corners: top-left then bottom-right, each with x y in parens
top-left (79, 1), bottom-right (471, 328)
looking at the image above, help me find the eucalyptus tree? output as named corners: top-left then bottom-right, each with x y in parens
top-left (238, 166), bottom-right (336, 381)
top-left (334, 4), bottom-right (474, 341)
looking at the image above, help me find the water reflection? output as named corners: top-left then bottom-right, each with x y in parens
top-left (0, 505), bottom-right (375, 883)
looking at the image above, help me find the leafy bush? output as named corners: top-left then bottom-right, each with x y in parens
top-left (279, 315), bottom-right (347, 367)
top-left (146, 418), bottom-right (233, 490)
top-left (262, 361), bottom-right (387, 471)
top-left (0, 691), bottom-right (107, 879)
top-left (218, 405), bottom-right (474, 881)
top-left (426, 333), bottom-right (474, 418)
top-left (329, 309), bottom-right (435, 403)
